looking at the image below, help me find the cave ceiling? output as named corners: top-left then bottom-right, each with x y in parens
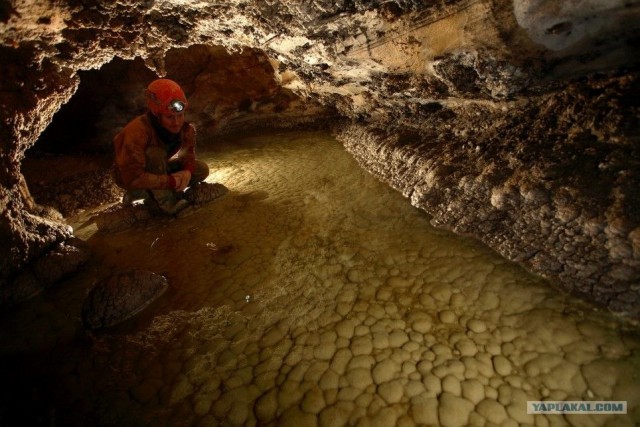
top-left (3, 0), bottom-right (639, 129)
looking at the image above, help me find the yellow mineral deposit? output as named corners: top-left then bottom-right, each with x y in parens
top-left (1, 131), bottom-right (639, 425)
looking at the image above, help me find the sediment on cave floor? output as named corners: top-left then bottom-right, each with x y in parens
top-left (2, 131), bottom-right (640, 426)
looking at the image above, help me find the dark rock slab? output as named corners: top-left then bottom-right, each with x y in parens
top-left (93, 204), bottom-right (152, 233)
top-left (0, 238), bottom-right (91, 307)
top-left (184, 182), bottom-right (229, 205)
top-left (81, 270), bottom-right (168, 330)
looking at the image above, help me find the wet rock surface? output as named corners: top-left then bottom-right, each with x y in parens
top-left (1, 132), bottom-right (639, 426)
top-left (183, 182), bottom-right (229, 206)
top-left (93, 182), bottom-right (229, 233)
top-left (0, 238), bottom-right (91, 307)
top-left (93, 203), bottom-right (152, 233)
top-left (81, 270), bottom-right (168, 330)
top-left (339, 70), bottom-right (640, 317)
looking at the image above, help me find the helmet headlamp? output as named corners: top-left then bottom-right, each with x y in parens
top-left (169, 99), bottom-right (186, 113)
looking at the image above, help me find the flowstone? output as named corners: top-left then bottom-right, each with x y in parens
top-left (81, 270), bottom-right (168, 330)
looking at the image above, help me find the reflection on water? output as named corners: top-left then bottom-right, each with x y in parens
top-left (1, 131), bottom-right (639, 426)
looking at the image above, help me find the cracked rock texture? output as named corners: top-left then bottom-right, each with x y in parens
top-left (81, 269), bottom-right (168, 330)
top-left (1, 0), bottom-right (640, 315)
top-left (183, 182), bottom-right (229, 206)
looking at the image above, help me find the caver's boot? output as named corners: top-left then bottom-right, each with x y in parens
top-left (163, 199), bottom-right (190, 215)
top-left (122, 189), bottom-right (151, 206)
top-left (145, 189), bottom-right (190, 216)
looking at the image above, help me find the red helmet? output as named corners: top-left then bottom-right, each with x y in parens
top-left (145, 79), bottom-right (188, 115)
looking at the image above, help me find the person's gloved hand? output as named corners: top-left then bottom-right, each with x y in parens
top-left (171, 170), bottom-right (192, 192)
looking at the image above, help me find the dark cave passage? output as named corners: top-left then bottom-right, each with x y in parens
top-left (32, 57), bottom-right (156, 155)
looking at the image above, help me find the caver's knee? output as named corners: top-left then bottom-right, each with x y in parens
top-left (191, 160), bottom-right (209, 184)
top-left (145, 146), bottom-right (169, 174)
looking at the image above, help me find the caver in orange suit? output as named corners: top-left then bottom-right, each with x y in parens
top-left (113, 79), bottom-right (209, 214)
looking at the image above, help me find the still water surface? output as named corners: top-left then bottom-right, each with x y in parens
top-left (1, 131), bottom-right (638, 426)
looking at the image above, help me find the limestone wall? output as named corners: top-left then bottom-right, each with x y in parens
top-left (337, 70), bottom-right (640, 317)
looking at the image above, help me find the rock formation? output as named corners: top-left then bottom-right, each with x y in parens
top-left (1, 0), bottom-right (639, 316)
top-left (81, 269), bottom-right (168, 329)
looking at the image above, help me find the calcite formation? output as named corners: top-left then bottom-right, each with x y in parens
top-left (81, 269), bottom-right (168, 329)
top-left (93, 203), bottom-right (152, 233)
top-left (338, 71), bottom-right (640, 316)
top-left (23, 133), bottom-right (637, 426)
top-left (0, 237), bottom-right (90, 306)
top-left (1, 0), bottom-right (640, 316)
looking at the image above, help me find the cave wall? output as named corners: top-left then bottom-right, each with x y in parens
top-left (338, 71), bottom-right (640, 317)
top-left (1, 0), bottom-right (640, 316)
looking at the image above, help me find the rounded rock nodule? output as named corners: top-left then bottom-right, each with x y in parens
top-left (81, 269), bottom-right (168, 330)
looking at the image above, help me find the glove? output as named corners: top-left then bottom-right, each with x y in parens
top-left (171, 170), bottom-right (192, 192)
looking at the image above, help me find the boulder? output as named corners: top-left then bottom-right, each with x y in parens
top-left (81, 270), bottom-right (168, 329)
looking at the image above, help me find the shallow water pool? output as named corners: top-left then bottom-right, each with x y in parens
top-left (1, 131), bottom-right (639, 426)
